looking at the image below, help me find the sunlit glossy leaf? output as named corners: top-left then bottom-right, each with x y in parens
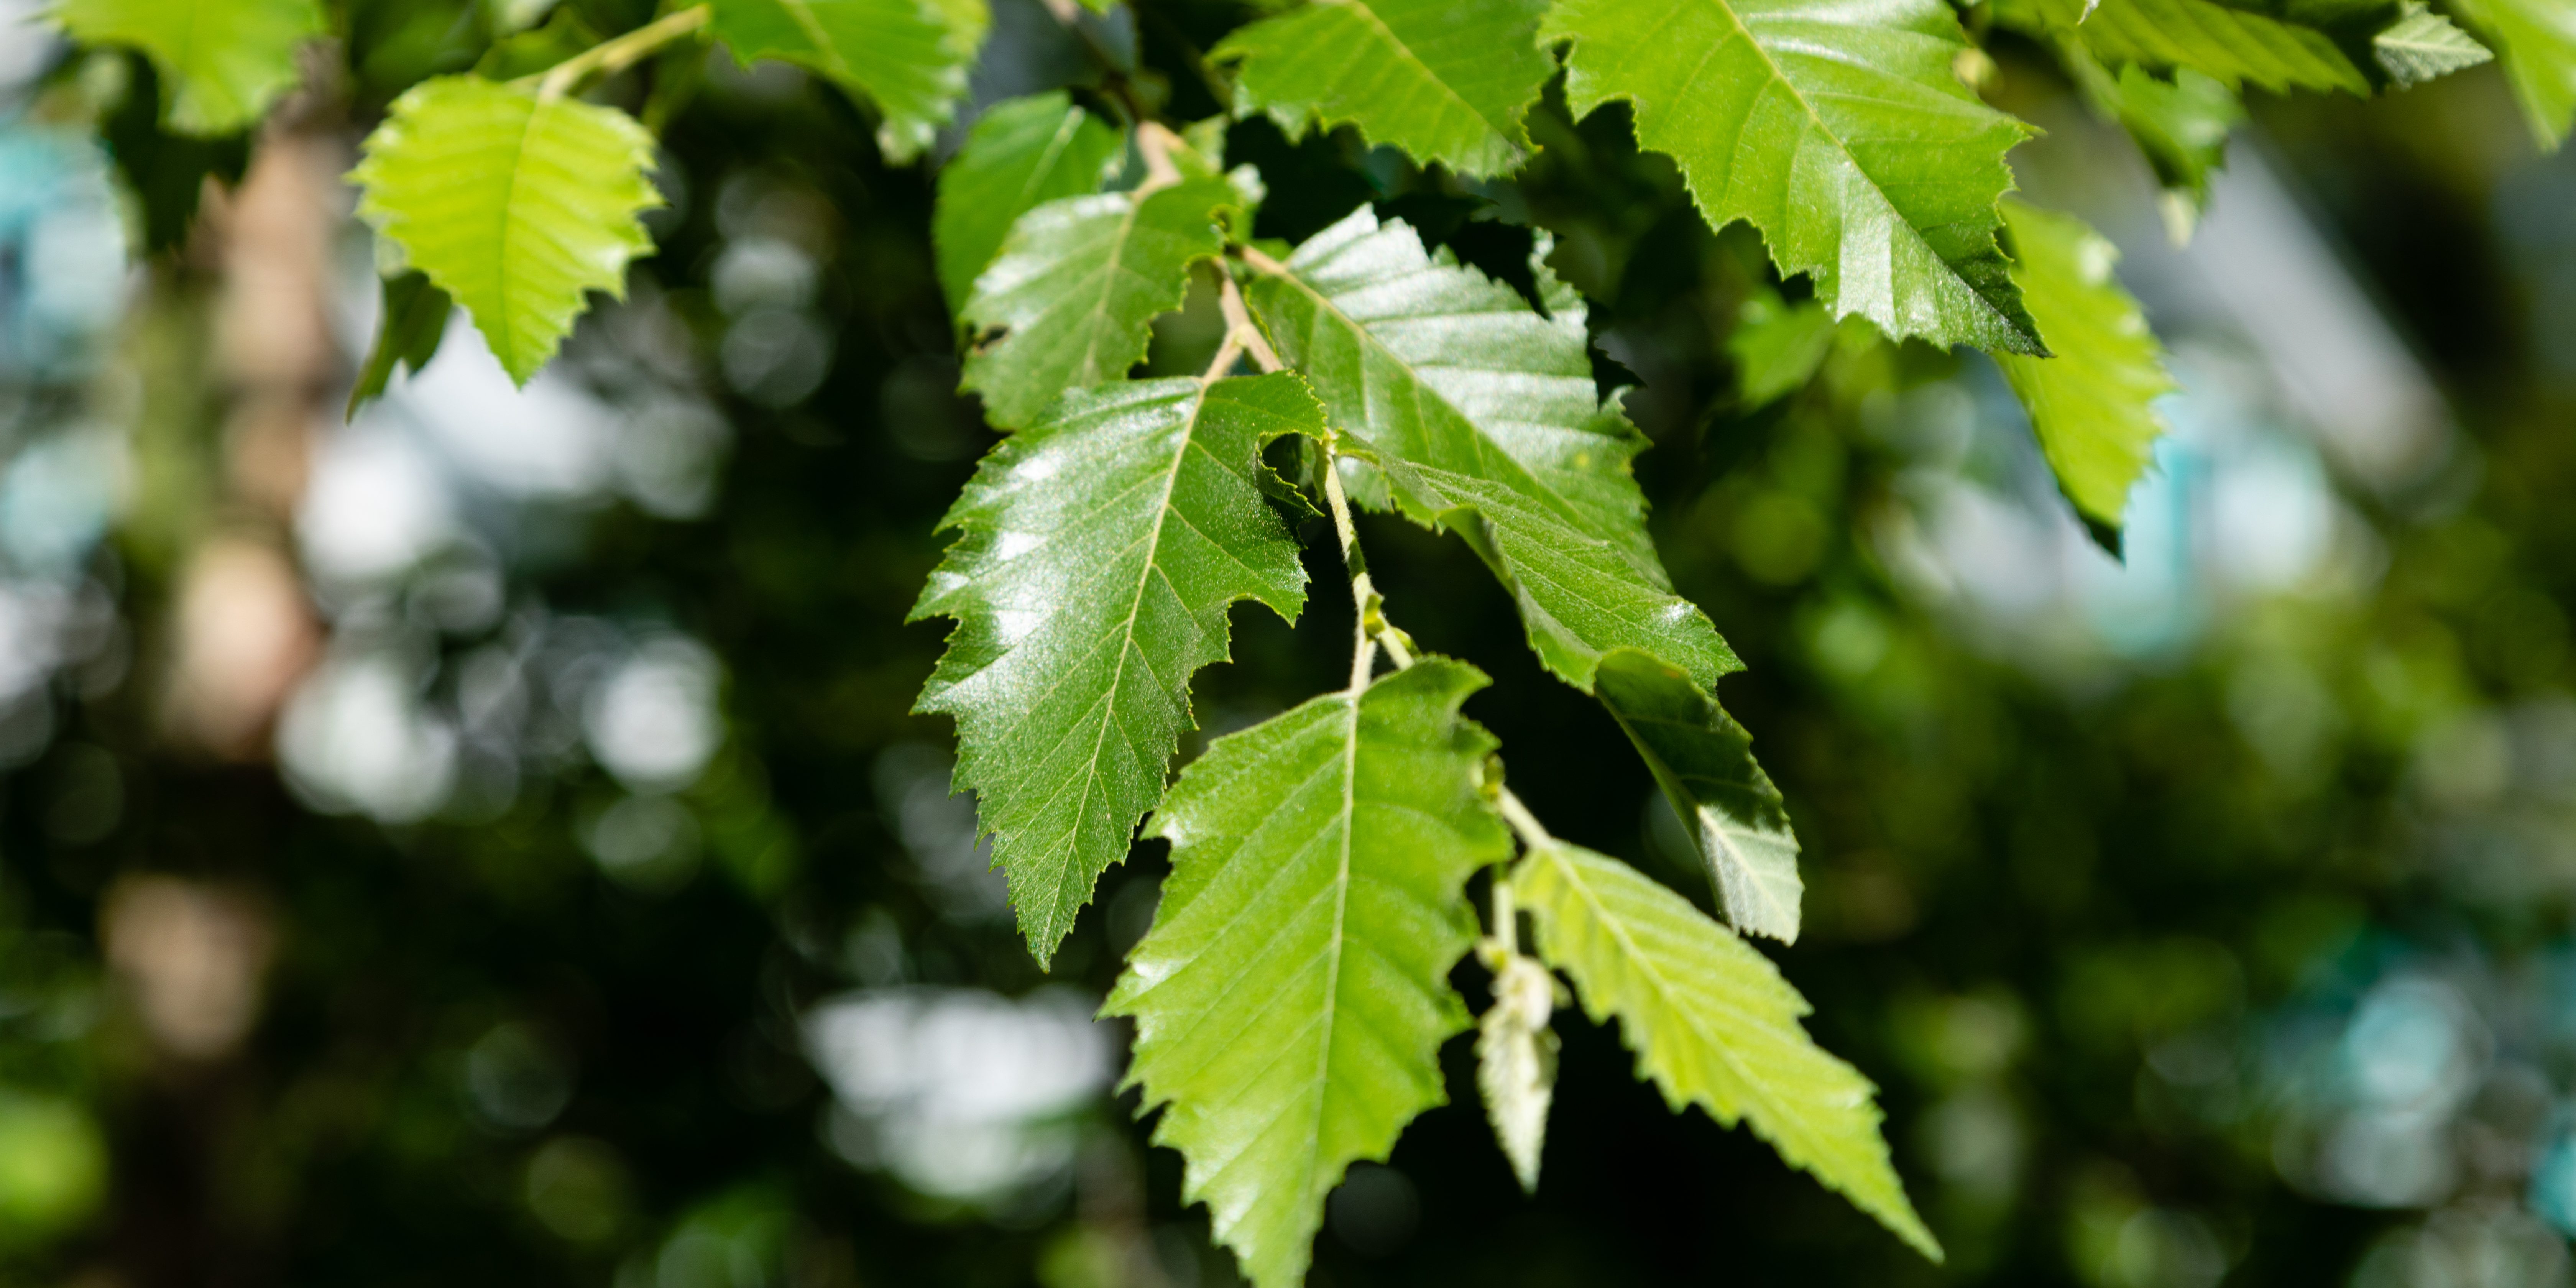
top-left (1593, 648), bottom-right (1801, 942)
top-left (1214, 0), bottom-right (1551, 178)
top-left (1358, 449), bottom-right (1741, 693)
top-left (1513, 841), bottom-right (1939, 1260)
top-left (1993, 200), bottom-right (2174, 529)
top-left (2375, 3), bottom-right (2494, 85)
top-left (910, 375), bottom-right (1316, 964)
top-left (351, 77), bottom-right (662, 384)
top-left (1999, 0), bottom-right (2366, 94)
top-left (2452, 0), bottom-right (2576, 147)
top-left (960, 177), bottom-right (1234, 429)
top-left (1245, 209), bottom-right (1737, 691)
top-left (707, 0), bottom-right (988, 162)
top-left (56, 0), bottom-right (324, 135)
top-left (1542, 0), bottom-right (2041, 353)
top-left (1106, 659), bottom-right (1510, 1288)
top-left (933, 92), bottom-right (1123, 318)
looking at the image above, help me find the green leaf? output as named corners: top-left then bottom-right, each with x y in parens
top-left (2374, 2), bottom-right (2494, 85)
top-left (1728, 290), bottom-right (1837, 408)
top-left (1245, 210), bottom-right (1738, 692)
top-left (1513, 840), bottom-right (1939, 1260)
top-left (347, 271), bottom-right (452, 419)
top-left (1212, 0), bottom-right (1552, 178)
top-left (706, 0), bottom-right (989, 163)
top-left (2066, 54), bottom-right (2242, 241)
top-left (1360, 449), bottom-right (1743, 692)
top-left (959, 177), bottom-right (1234, 429)
top-left (1541, 0), bottom-right (2042, 353)
top-left (910, 375), bottom-right (1316, 964)
top-left (1592, 648), bottom-right (1801, 942)
top-left (56, 0), bottom-right (324, 135)
top-left (1993, 200), bottom-right (2175, 529)
top-left (1105, 659), bottom-right (1510, 1288)
top-left (933, 92), bottom-right (1124, 319)
top-left (2451, 0), bottom-right (2576, 148)
top-left (2000, 0), bottom-right (2367, 94)
top-left (351, 76), bottom-right (662, 385)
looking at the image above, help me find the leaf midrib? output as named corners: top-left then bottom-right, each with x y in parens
top-left (1326, 0), bottom-right (1516, 148)
top-left (1028, 384), bottom-right (1214, 943)
top-left (1618, 0), bottom-right (2021, 332)
top-left (1302, 682), bottom-right (1366, 1226)
top-left (772, 0), bottom-right (855, 80)
top-left (1271, 265), bottom-right (1599, 539)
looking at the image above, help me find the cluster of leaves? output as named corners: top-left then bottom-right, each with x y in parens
top-left (41, 0), bottom-right (2576, 1282)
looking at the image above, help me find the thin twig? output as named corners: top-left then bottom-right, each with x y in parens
top-left (1235, 243), bottom-right (1292, 279)
top-left (1495, 790), bottom-right (1552, 853)
top-left (537, 4), bottom-right (710, 101)
top-left (1215, 273), bottom-right (1283, 372)
top-left (1318, 437), bottom-right (1381, 692)
top-left (1199, 329), bottom-right (1245, 383)
top-left (1136, 121), bottom-right (1188, 196)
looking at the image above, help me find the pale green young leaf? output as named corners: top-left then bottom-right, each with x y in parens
top-left (1514, 841), bottom-right (1939, 1260)
top-left (351, 77), bottom-right (662, 385)
top-left (910, 375), bottom-right (1315, 964)
top-left (2451, 0), bottom-right (2576, 148)
top-left (933, 93), bottom-right (1122, 319)
top-left (1212, 0), bottom-right (1551, 178)
top-left (1245, 210), bottom-right (1739, 692)
top-left (2374, 3), bottom-right (2494, 85)
top-left (1999, 0), bottom-right (2367, 94)
top-left (1993, 201), bottom-right (2174, 529)
top-left (1106, 659), bottom-right (1510, 1288)
top-left (960, 177), bottom-right (1234, 429)
top-left (1541, 0), bottom-right (2042, 353)
top-left (1593, 648), bottom-right (1801, 943)
top-left (706, 0), bottom-right (988, 163)
top-left (55, 0), bottom-right (324, 135)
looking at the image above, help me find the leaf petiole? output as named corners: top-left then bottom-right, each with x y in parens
top-left (534, 4), bottom-right (711, 102)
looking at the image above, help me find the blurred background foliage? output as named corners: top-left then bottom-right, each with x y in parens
top-left (0, 0), bottom-right (2572, 1285)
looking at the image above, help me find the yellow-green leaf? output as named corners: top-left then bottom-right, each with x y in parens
top-left (55, 0), bottom-right (324, 135)
top-left (1514, 840), bottom-right (1939, 1260)
top-left (2452, 0), bottom-right (2576, 148)
top-left (1993, 200), bottom-right (2175, 530)
top-left (1213, 0), bottom-right (1552, 178)
top-left (352, 77), bottom-right (663, 385)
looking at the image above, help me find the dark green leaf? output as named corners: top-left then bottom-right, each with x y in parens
top-left (910, 375), bottom-right (1317, 963)
top-left (959, 177), bottom-right (1234, 429)
top-left (347, 271), bottom-right (452, 420)
top-left (1542, 0), bottom-right (2043, 353)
